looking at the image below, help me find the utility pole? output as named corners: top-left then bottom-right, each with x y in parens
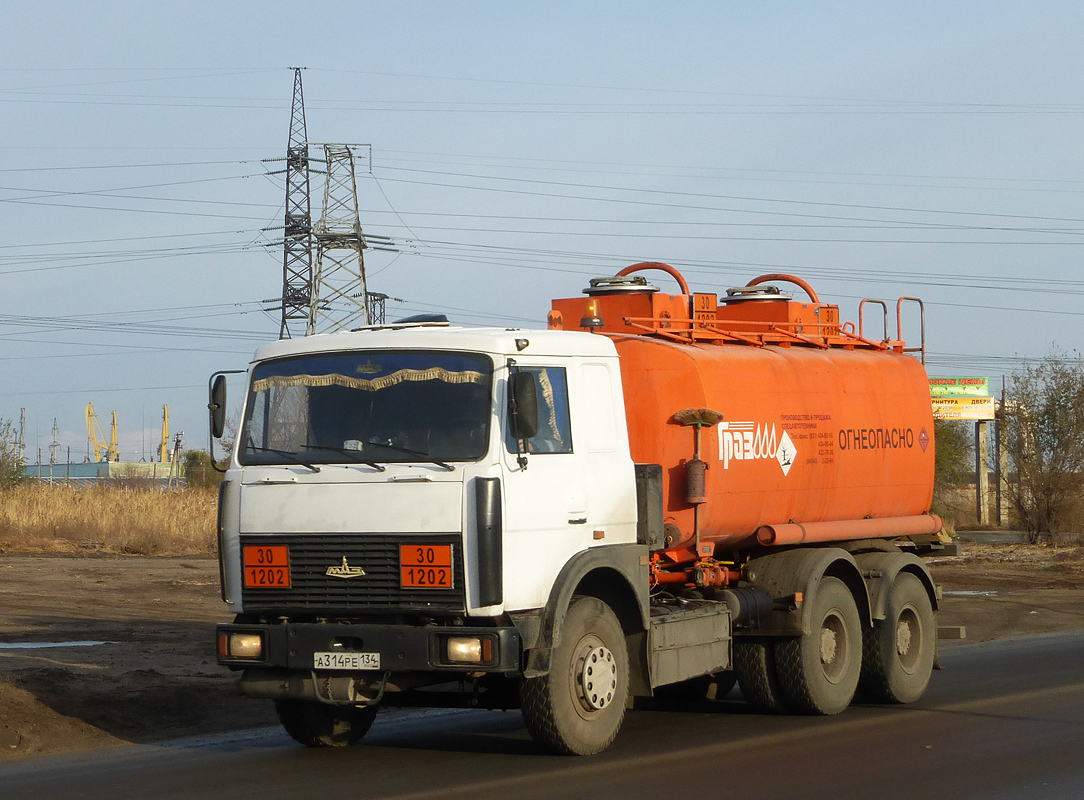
top-left (17, 408), bottom-right (25, 464)
top-left (279, 68), bottom-right (314, 340)
top-left (168, 431), bottom-right (183, 489)
top-left (49, 419), bottom-right (58, 466)
top-left (49, 419), bottom-right (58, 481)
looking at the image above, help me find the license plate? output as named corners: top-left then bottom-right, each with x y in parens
top-left (400, 544), bottom-right (453, 589)
top-left (314, 651), bottom-right (381, 670)
top-left (243, 545), bottom-right (291, 588)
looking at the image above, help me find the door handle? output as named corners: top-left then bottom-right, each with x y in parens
top-left (568, 517), bottom-right (587, 525)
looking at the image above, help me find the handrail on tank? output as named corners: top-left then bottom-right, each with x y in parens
top-left (896, 296), bottom-right (926, 364)
top-left (837, 321), bottom-right (894, 350)
top-left (616, 262), bottom-right (691, 295)
top-left (745, 274), bottom-right (820, 303)
top-left (621, 317), bottom-right (766, 347)
top-left (858, 299), bottom-right (889, 341)
top-left (763, 324), bottom-right (831, 349)
top-left (623, 314), bottom-right (892, 351)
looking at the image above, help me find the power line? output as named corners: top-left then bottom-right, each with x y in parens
top-left (0, 228), bottom-right (264, 251)
top-left (376, 147), bottom-right (1084, 190)
top-left (374, 165), bottom-right (1084, 227)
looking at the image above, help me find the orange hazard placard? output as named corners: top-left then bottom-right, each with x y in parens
top-left (243, 545), bottom-right (290, 588)
top-left (399, 544), bottom-right (452, 589)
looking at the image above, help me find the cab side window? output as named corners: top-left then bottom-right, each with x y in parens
top-left (505, 367), bottom-right (573, 454)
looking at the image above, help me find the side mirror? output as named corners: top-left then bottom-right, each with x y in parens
top-left (207, 369), bottom-right (245, 473)
top-left (209, 374), bottom-right (227, 439)
top-left (508, 372), bottom-right (539, 440)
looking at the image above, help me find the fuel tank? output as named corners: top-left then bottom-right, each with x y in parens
top-left (550, 263), bottom-right (936, 551)
top-left (614, 335), bottom-right (934, 548)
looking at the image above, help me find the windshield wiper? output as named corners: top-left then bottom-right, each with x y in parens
top-left (364, 439), bottom-right (454, 471)
top-left (301, 445), bottom-right (387, 472)
top-left (244, 446), bottom-right (321, 473)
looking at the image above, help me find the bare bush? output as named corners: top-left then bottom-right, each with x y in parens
top-left (1005, 350), bottom-right (1084, 542)
top-left (0, 418), bottom-right (25, 489)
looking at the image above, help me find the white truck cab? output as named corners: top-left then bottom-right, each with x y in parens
top-left (215, 323), bottom-right (654, 754)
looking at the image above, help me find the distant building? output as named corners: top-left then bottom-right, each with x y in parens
top-left (23, 460), bottom-right (186, 485)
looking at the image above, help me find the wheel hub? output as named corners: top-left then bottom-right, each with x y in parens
top-left (820, 626), bottom-right (838, 665)
top-left (578, 644), bottom-right (617, 711)
top-left (895, 605), bottom-right (921, 673)
top-left (896, 618), bottom-right (913, 656)
top-left (818, 610), bottom-right (849, 683)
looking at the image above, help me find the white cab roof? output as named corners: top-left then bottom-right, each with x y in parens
top-left (250, 325), bottom-right (619, 364)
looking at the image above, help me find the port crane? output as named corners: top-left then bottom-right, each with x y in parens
top-left (86, 403), bottom-right (119, 462)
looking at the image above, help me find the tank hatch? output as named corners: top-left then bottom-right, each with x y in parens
top-left (583, 275), bottom-right (660, 296)
top-left (548, 267), bottom-right (691, 334)
top-left (716, 282), bottom-right (840, 336)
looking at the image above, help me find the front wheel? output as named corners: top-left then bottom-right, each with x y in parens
top-left (521, 595), bottom-right (629, 755)
top-left (275, 699), bottom-right (378, 747)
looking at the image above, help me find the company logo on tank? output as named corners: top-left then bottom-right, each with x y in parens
top-left (720, 421), bottom-right (796, 477)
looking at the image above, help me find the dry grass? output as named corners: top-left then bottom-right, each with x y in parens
top-left (0, 484), bottom-right (217, 556)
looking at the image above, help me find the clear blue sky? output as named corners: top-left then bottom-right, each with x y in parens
top-left (3, 1), bottom-right (1083, 462)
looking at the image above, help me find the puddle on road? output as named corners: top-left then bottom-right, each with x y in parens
top-left (0, 641), bottom-right (116, 650)
top-left (942, 590), bottom-right (999, 597)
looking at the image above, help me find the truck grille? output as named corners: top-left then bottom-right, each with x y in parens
top-left (239, 533), bottom-right (464, 614)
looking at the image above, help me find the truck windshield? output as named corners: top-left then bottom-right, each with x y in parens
top-left (239, 351), bottom-right (493, 466)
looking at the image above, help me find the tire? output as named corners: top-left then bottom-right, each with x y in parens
top-left (520, 595), bottom-right (629, 755)
top-left (860, 572), bottom-right (936, 704)
top-left (734, 638), bottom-right (789, 713)
top-left (654, 672), bottom-right (738, 704)
top-left (774, 576), bottom-right (862, 715)
top-left (275, 699), bottom-right (378, 747)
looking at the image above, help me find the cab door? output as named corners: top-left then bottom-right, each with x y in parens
top-left (499, 363), bottom-right (589, 610)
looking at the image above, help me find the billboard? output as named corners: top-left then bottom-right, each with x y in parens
top-left (931, 395), bottom-right (996, 421)
top-left (929, 377), bottom-right (989, 398)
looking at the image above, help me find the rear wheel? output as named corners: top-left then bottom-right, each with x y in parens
top-left (774, 576), bottom-right (862, 715)
top-left (521, 596), bottom-right (629, 755)
top-left (860, 572), bottom-right (935, 704)
top-left (734, 637), bottom-right (789, 713)
top-left (275, 699), bottom-right (378, 747)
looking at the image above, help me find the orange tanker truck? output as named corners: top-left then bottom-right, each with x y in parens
top-left (211, 262), bottom-right (947, 755)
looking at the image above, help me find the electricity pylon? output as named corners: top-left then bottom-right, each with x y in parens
top-left (278, 68), bottom-right (314, 340)
top-left (308, 144), bottom-right (372, 333)
top-left (273, 71), bottom-right (396, 336)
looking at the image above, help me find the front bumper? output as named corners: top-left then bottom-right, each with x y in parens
top-left (216, 621), bottom-right (523, 675)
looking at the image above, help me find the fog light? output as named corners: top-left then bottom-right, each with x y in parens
top-left (447, 637), bottom-right (483, 663)
top-left (228, 633), bottom-right (263, 659)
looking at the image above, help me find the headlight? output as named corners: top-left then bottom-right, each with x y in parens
top-left (219, 631), bottom-right (264, 659)
top-left (446, 636), bottom-right (494, 664)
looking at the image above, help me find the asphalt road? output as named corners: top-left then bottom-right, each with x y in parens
top-left (3, 632), bottom-right (1083, 800)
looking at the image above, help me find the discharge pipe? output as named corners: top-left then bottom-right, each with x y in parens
top-left (755, 514), bottom-right (943, 547)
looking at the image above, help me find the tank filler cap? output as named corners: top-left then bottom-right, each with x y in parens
top-left (723, 285), bottom-right (792, 303)
top-left (583, 275), bottom-right (660, 296)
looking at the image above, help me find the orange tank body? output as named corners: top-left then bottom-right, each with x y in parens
top-left (550, 263), bottom-right (936, 553)
top-left (613, 336), bottom-right (934, 549)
